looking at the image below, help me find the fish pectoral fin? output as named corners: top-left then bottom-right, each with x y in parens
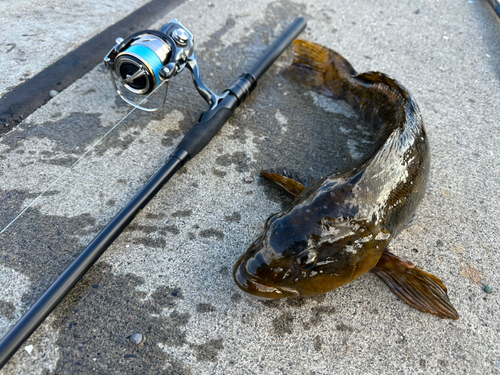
top-left (260, 169), bottom-right (310, 197)
top-left (371, 249), bottom-right (459, 320)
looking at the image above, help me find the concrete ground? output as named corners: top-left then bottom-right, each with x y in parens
top-left (1, 0), bottom-right (499, 374)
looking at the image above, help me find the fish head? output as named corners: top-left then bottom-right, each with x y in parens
top-left (233, 211), bottom-right (336, 299)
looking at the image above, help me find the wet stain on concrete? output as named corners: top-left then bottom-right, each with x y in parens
top-left (261, 299), bottom-right (281, 309)
top-left (150, 286), bottom-right (184, 309)
top-left (215, 151), bottom-right (251, 173)
top-left (172, 210), bottom-right (192, 218)
top-left (124, 223), bottom-right (172, 248)
top-left (161, 128), bottom-right (183, 147)
top-left (261, 295), bottom-right (326, 309)
top-left (0, 300), bottom-right (16, 320)
top-left (132, 237), bottom-right (167, 248)
top-left (438, 359), bottom-right (449, 367)
top-left (262, 297), bottom-right (334, 332)
top-left (164, 225), bottom-right (180, 235)
top-left (314, 335), bottom-right (322, 352)
top-left (231, 293), bottom-right (241, 303)
top-left (212, 168), bottom-right (227, 178)
top-left (144, 213), bottom-right (166, 220)
top-left (0, 189), bottom-right (97, 306)
top-left (53, 264), bottom-right (191, 374)
top-left (163, 311), bottom-right (190, 347)
top-left (336, 323), bottom-right (354, 332)
top-left (196, 303), bottom-right (216, 313)
top-left (286, 298), bottom-right (307, 308)
top-left (213, 17), bottom-right (236, 40)
top-left (190, 338), bottom-right (224, 362)
top-left (272, 311), bottom-right (294, 335)
top-left (199, 229), bottom-right (224, 240)
top-left (303, 306), bottom-right (336, 330)
top-left (42, 156), bottom-right (79, 168)
top-left (1, 113), bottom-right (103, 155)
top-left (224, 211), bottom-right (241, 223)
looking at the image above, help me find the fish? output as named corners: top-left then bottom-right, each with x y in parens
top-left (233, 39), bottom-right (459, 319)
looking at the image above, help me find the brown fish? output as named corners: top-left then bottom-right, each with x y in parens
top-left (233, 40), bottom-right (458, 319)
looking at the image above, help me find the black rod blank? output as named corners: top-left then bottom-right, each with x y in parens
top-left (0, 17), bottom-right (306, 369)
top-left (248, 17), bottom-right (307, 81)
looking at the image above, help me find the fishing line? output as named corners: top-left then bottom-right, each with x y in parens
top-left (0, 81), bottom-right (166, 236)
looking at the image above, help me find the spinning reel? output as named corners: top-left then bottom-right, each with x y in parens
top-left (104, 19), bottom-right (224, 111)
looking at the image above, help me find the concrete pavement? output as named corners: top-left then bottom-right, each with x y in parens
top-left (0, 0), bottom-right (499, 373)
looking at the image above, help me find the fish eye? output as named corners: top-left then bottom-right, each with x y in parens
top-left (296, 249), bottom-right (317, 270)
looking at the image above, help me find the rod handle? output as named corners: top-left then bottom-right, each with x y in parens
top-left (176, 94), bottom-right (237, 159)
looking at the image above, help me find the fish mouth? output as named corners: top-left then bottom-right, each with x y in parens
top-left (233, 255), bottom-right (300, 299)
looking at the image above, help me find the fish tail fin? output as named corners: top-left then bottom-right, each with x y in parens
top-left (371, 249), bottom-right (459, 319)
top-left (282, 39), bottom-right (357, 99)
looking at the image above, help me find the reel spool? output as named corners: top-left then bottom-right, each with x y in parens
top-left (104, 19), bottom-right (224, 111)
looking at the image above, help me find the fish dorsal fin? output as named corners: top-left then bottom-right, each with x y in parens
top-left (260, 169), bottom-right (312, 197)
top-left (371, 249), bottom-right (459, 319)
top-left (354, 71), bottom-right (409, 103)
top-left (282, 39), bottom-right (356, 97)
top-left (283, 40), bottom-right (414, 138)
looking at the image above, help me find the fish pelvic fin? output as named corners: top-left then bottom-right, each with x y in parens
top-left (282, 39), bottom-right (356, 98)
top-left (372, 249), bottom-right (459, 320)
top-left (261, 169), bottom-right (310, 197)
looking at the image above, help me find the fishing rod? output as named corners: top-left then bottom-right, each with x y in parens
top-left (0, 17), bottom-right (306, 368)
top-left (487, 0), bottom-right (500, 18)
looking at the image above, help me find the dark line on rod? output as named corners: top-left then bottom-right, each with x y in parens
top-left (0, 0), bottom-right (185, 136)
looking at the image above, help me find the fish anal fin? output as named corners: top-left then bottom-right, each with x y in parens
top-left (371, 249), bottom-right (459, 320)
top-left (261, 169), bottom-right (309, 197)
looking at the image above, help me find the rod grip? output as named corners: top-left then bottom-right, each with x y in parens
top-left (176, 95), bottom-right (237, 158)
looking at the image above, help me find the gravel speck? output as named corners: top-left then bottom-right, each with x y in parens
top-left (484, 285), bottom-right (494, 294)
top-left (128, 333), bottom-right (143, 345)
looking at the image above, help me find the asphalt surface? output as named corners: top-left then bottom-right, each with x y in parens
top-left (1, 0), bottom-right (499, 374)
